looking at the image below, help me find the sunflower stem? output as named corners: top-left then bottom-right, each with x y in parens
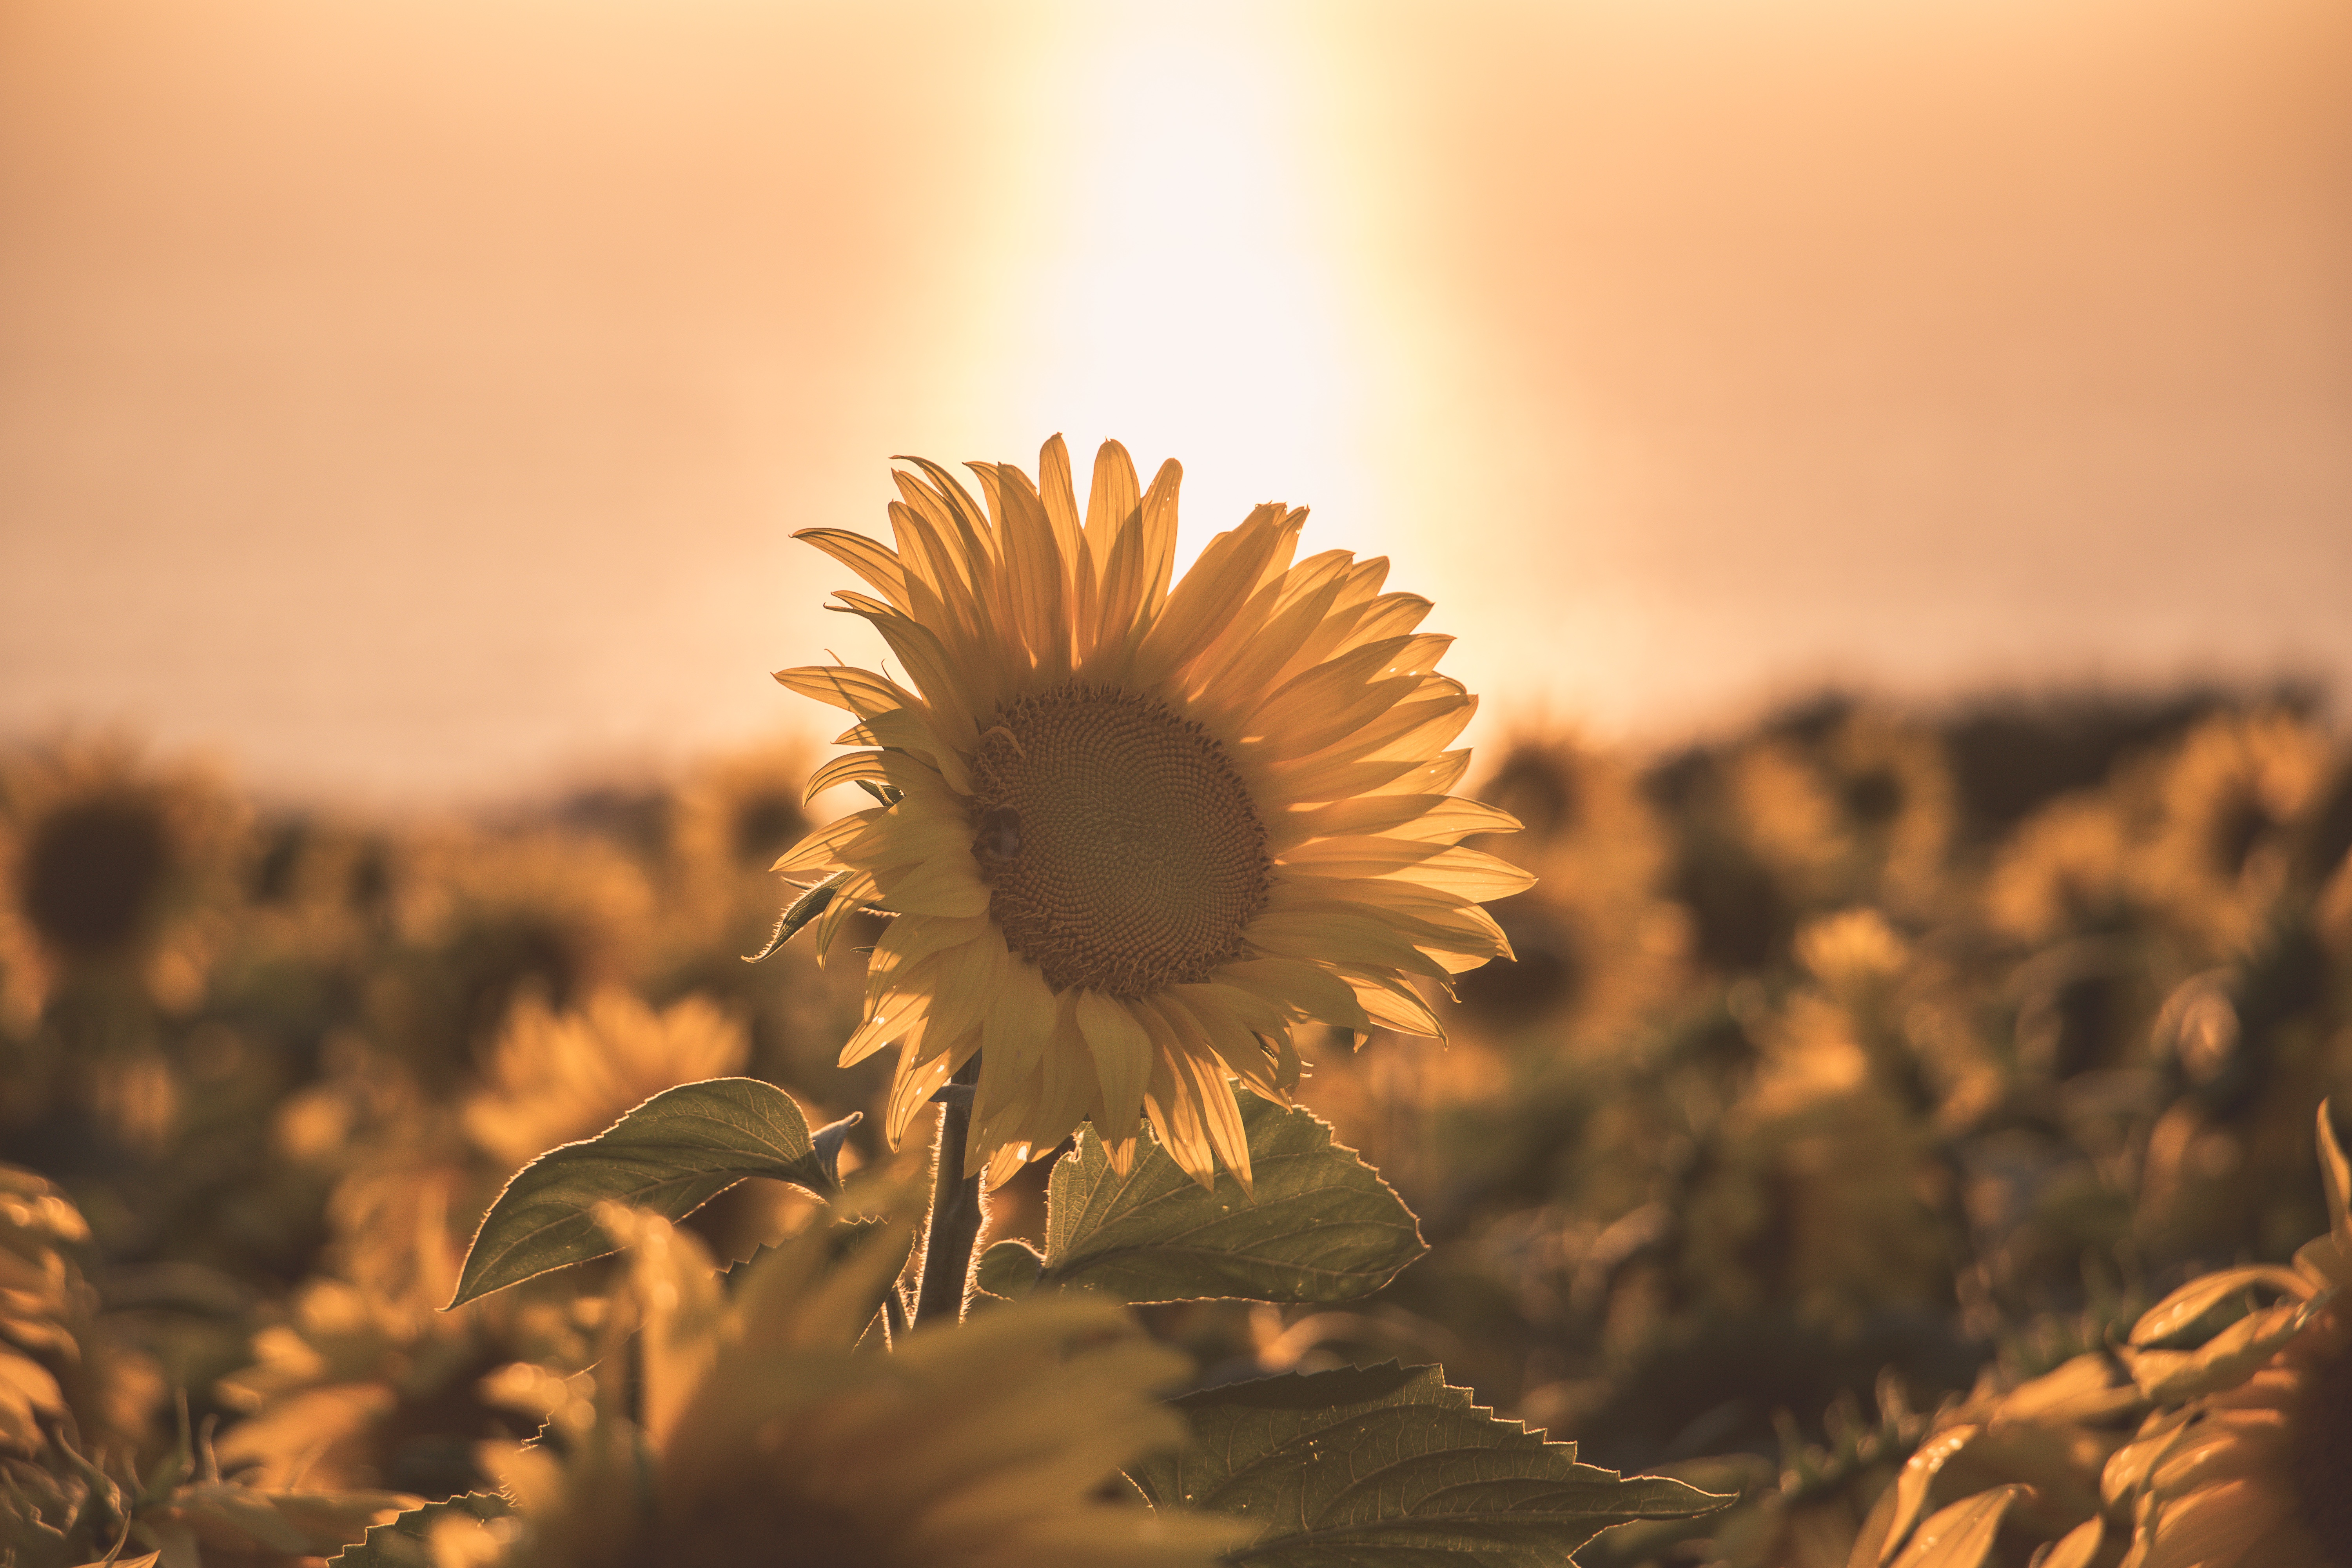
top-left (915, 1053), bottom-right (984, 1326)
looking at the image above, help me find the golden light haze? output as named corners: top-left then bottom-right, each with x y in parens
top-left (2, 0), bottom-right (2345, 806)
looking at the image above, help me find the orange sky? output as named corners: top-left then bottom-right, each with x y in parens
top-left (3, 0), bottom-right (2346, 808)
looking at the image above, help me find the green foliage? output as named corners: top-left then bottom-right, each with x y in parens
top-left (448, 1077), bottom-right (835, 1307)
top-left (1040, 1097), bottom-right (1425, 1304)
top-left (1127, 1363), bottom-right (1728, 1565)
top-left (326, 1492), bottom-right (512, 1568)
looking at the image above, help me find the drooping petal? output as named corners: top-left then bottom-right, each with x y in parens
top-left (794, 527), bottom-right (910, 610)
top-left (773, 665), bottom-right (924, 721)
top-left (773, 808), bottom-right (885, 876)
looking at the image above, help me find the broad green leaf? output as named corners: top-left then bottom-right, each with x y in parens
top-left (1127, 1363), bottom-right (1728, 1566)
top-left (327, 1491), bottom-right (511, 1568)
top-left (1042, 1096), bottom-right (1424, 1304)
top-left (448, 1078), bottom-right (832, 1308)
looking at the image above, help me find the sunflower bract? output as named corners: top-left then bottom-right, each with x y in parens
top-left (773, 436), bottom-right (1531, 1191)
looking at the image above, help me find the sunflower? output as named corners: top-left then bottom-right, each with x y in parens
top-left (378, 829), bottom-right (655, 1092)
top-left (2101, 1103), bottom-right (2352, 1568)
top-left (431, 1204), bottom-right (1233, 1568)
top-left (771, 436), bottom-right (1528, 1189)
top-left (0, 740), bottom-right (246, 1029)
top-left (2136, 710), bottom-right (2335, 953)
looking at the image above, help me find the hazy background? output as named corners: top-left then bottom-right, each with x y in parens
top-left (4, 0), bottom-right (2347, 810)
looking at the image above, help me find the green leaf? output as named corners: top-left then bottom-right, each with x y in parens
top-left (1041, 1096), bottom-right (1425, 1304)
top-left (448, 1078), bottom-right (832, 1308)
top-left (975, 1238), bottom-right (1044, 1301)
top-left (327, 1492), bottom-right (510, 1568)
top-left (1127, 1363), bottom-right (1730, 1565)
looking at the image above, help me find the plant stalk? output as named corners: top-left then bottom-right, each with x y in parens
top-left (914, 1053), bottom-right (984, 1326)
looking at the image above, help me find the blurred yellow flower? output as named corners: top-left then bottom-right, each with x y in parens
top-left (774, 437), bottom-right (1528, 1189)
top-left (1985, 791), bottom-right (2136, 944)
top-left (0, 740), bottom-right (246, 1027)
top-left (2138, 710), bottom-right (2335, 951)
top-left (463, 990), bottom-right (749, 1172)
top-left (379, 829), bottom-right (655, 1090)
top-left (2104, 1103), bottom-right (2352, 1568)
top-left (214, 1267), bottom-right (594, 1497)
top-left (437, 1204), bottom-right (1232, 1568)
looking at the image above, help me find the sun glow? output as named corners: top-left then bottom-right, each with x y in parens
top-left (994, 5), bottom-right (1385, 575)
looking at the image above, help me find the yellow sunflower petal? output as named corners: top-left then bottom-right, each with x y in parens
top-left (864, 912), bottom-right (991, 996)
top-left (1138, 1034), bottom-right (1214, 1190)
top-left (773, 665), bottom-right (922, 720)
top-left (839, 807), bottom-right (971, 871)
top-left (1131, 506), bottom-right (1300, 688)
top-left (1271, 683), bottom-right (1474, 774)
top-left (1184, 559), bottom-right (1354, 717)
top-left (1253, 559), bottom-right (1392, 689)
top-left (1327, 963), bottom-right (1448, 1037)
top-left (1178, 1047), bottom-right (1254, 1194)
top-left (885, 1025), bottom-right (960, 1147)
top-left (1082, 439), bottom-right (1141, 563)
top-left (1241, 635), bottom-right (1447, 755)
top-left (773, 808), bottom-right (884, 876)
top-left (869, 855), bottom-right (989, 919)
top-left (794, 527), bottom-right (910, 610)
top-left (1269, 794), bottom-right (1523, 851)
top-left (1278, 838), bottom-right (1535, 902)
top-left (1034, 435), bottom-right (1087, 574)
top-left (1246, 908), bottom-right (1456, 982)
top-left (801, 750), bottom-right (893, 804)
top-left (1152, 990), bottom-right (1283, 1103)
top-left (972, 462), bottom-right (1072, 678)
top-left (834, 708), bottom-right (973, 793)
top-left (919, 927), bottom-right (1011, 1065)
top-left (1034, 996), bottom-right (1101, 1156)
top-left (840, 605), bottom-right (985, 752)
top-left (1213, 957), bottom-right (1375, 1034)
top-left (1075, 992), bottom-right (1153, 1147)
top-left (840, 969), bottom-right (938, 1067)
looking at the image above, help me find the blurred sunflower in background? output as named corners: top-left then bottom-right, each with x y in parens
top-left (1455, 737), bottom-right (1687, 1044)
top-left (2136, 709), bottom-right (2337, 955)
top-left (773, 436), bottom-right (1528, 1189)
top-left (374, 830), bottom-right (654, 1094)
top-left (429, 1203), bottom-right (1232, 1568)
top-left (664, 740), bottom-right (812, 933)
top-left (0, 740), bottom-right (246, 1031)
top-left (225, 990), bottom-right (775, 1500)
top-left (2103, 1103), bottom-right (2352, 1568)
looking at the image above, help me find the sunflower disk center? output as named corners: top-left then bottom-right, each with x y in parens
top-left (969, 684), bottom-right (1269, 997)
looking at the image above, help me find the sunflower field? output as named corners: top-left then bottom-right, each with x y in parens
top-left (3, 443), bottom-right (2349, 1568)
